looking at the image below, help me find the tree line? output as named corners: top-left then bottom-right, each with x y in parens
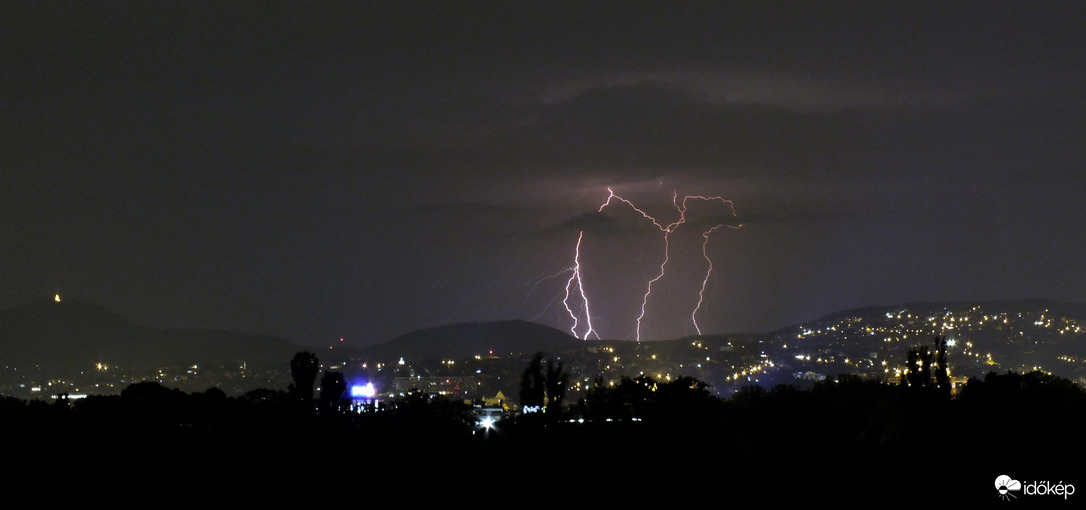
top-left (2, 346), bottom-right (1084, 503)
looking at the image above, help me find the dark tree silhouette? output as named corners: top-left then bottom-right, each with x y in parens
top-left (545, 357), bottom-right (569, 416)
top-left (519, 352), bottom-right (546, 411)
top-left (579, 374), bottom-right (656, 421)
top-left (319, 371), bottom-right (347, 412)
top-left (289, 351), bottom-right (320, 404)
top-left (933, 335), bottom-right (951, 395)
top-left (902, 344), bottom-right (933, 389)
top-left (121, 380), bottom-right (181, 403)
top-left (578, 374), bottom-right (717, 423)
top-left (656, 375), bottom-right (714, 415)
top-left (902, 336), bottom-right (951, 397)
top-left (243, 387), bottom-right (286, 403)
top-left (519, 352), bottom-right (571, 422)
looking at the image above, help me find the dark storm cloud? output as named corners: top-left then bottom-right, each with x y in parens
top-left (684, 213), bottom-right (746, 230)
top-left (319, 0), bottom-right (1086, 193)
top-left (8, 1), bottom-right (1078, 183)
top-left (481, 82), bottom-right (903, 176)
top-left (3, 1), bottom-right (1085, 343)
top-left (733, 209), bottom-right (858, 225)
top-left (546, 211), bottom-right (628, 237)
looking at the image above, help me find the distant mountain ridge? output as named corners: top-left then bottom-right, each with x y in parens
top-left (0, 299), bottom-right (304, 374)
top-left (357, 320), bottom-right (582, 361)
top-left (793, 299), bottom-right (1086, 328)
top-left (5, 298), bottom-right (1086, 398)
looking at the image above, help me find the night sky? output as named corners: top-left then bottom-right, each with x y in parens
top-left (3, 2), bottom-right (1085, 347)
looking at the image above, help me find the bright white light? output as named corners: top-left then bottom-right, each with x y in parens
top-left (350, 382), bottom-right (376, 398)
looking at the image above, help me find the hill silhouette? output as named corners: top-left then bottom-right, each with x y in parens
top-left (357, 320), bottom-right (582, 361)
top-left (0, 299), bottom-right (304, 374)
top-left (6, 298), bottom-right (1086, 400)
top-left (793, 298), bottom-right (1086, 330)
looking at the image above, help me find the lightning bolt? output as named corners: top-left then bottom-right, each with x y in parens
top-left (596, 189), bottom-right (678, 342)
top-left (555, 187), bottom-right (742, 341)
top-left (692, 222), bottom-right (742, 335)
top-left (562, 231), bottom-right (599, 340)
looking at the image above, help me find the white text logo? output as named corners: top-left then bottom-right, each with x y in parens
top-left (997, 475), bottom-right (1075, 501)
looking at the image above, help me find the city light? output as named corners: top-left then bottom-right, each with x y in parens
top-left (350, 383), bottom-right (376, 398)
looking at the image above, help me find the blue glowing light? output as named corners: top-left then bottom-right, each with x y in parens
top-left (350, 382), bottom-right (376, 398)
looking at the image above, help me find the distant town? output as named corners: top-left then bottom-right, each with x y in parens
top-left (3, 299), bottom-right (1083, 410)
top-left (3, 298), bottom-right (1085, 505)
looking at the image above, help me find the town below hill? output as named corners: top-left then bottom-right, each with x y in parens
top-left (2, 299), bottom-right (1084, 406)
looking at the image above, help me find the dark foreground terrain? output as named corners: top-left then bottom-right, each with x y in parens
top-left (3, 370), bottom-right (1083, 507)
